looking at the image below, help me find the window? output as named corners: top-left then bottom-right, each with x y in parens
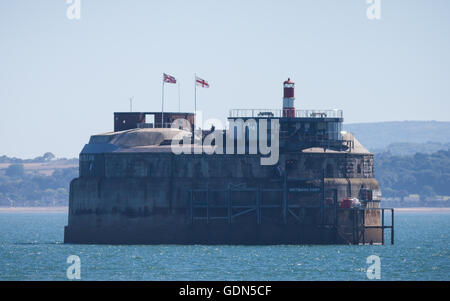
top-left (145, 114), bottom-right (155, 126)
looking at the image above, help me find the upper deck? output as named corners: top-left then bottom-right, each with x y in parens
top-left (228, 109), bottom-right (347, 152)
top-left (229, 109), bottom-right (343, 119)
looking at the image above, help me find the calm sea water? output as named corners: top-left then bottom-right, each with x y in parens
top-left (0, 211), bottom-right (448, 281)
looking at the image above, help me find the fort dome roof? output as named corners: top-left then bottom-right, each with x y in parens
top-left (82, 128), bottom-right (194, 154)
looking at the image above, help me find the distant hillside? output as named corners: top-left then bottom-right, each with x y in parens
top-left (0, 163), bottom-right (78, 207)
top-left (372, 142), bottom-right (450, 156)
top-left (0, 153), bottom-right (78, 207)
top-left (0, 152), bottom-right (78, 164)
top-left (375, 150), bottom-right (450, 198)
top-left (344, 121), bottom-right (450, 151)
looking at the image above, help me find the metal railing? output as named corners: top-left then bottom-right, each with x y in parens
top-left (353, 208), bottom-right (394, 245)
top-left (229, 109), bottom-right (343, 119)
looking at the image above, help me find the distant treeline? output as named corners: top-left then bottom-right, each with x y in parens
top-left (1, 149), bottom-right (450, 207)
top-left (0, 152), bottom-right (78, 164)
top-left (372, 141), bottom-right (450, 156)
top-left (0, 168), bottom-right (78, 207)
top-left (0, 153), bottom-right (78, 207)
top-left (344, 121), bottom-right (450, 150)
top-left (375, 150), bottom-right (450, 199)
top-left (343, 120), bottom-right (450, 201)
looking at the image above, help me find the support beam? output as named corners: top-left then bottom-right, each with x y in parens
top-left (320, 169), bottom-right (325, 225)
top-left (227, 186), bottom-right (232, 224)
top-left (362, 209), bottom-right (365, 245)
top-left (206, 184), bottom-right (209, 224)
top-left (288, 209), bottom-right (302, 222)
top-left (256, 185), bottom-right (261, 225)
top-left (190, 190), bottom-right (193, 224)
top-left (282, 173), bottom-right (287, 224)
top-left (232, 208), bottom-right (256, 219)
top-left (333, 189), bottom-right (338, 227)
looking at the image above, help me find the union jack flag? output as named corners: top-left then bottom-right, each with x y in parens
top-left (163, 73), bottom-right (177, 84)
top-left (195, 76), bottom-right (209, 88)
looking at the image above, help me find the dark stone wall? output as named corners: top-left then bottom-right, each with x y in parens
top-left (79, 152), bottom-right (375, 179)
top-left (67, 151), bottom-right (381, 244)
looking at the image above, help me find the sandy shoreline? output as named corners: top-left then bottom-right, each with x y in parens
top-left (0, 206), bottom-right (449, 214)
top-left (0, 206), bottom-right (68, 213)
top-left (393, 207), bottom-right (450, 213)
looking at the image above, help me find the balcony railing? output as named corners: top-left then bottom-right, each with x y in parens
top-left (229, 109), bottom-right (343, 119)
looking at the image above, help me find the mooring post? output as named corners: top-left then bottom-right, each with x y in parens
top-left (352, 209), bottom-right (357, 244)
top-left (355, 208), bottom-right (359, 244)
top-left (381, 208), bottom-right (385, 245)
top-left (362, 209), bottom-right (365, 245)
top-left (391, 208), bottom-right (394, 245)
top-left (334, 189), bottom-right (339, 243)
top-left (351, 209), bottom-right (354, 244)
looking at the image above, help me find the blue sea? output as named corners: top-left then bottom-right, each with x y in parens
top-left (0, 211), bottom-right (448, 281)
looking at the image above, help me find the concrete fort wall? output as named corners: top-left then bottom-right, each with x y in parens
top-left (66, 151), bottom-right (381, 244)
top-left (79, 152), bottom-right (375, 179)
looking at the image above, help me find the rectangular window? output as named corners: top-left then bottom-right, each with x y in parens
top-left (145, 114), bottom-right (155, 127)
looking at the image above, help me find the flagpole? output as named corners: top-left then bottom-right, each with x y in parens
top-left (194, 74), bottom-right (197, 116)
top-left (193, 74), bottom-right (197, 145)
top-left (178, 82), bottom-right (181, 112)
top-left (162, 78), bottom-right (165, 128)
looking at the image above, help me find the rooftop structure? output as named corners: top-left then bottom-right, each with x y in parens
top-left (228, 80), bottom-right (349, 152)
top-left (114, 112), bottom-right (195, 132)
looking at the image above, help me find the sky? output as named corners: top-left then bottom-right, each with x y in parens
top-left (1, 0), bottom-right (449, 158)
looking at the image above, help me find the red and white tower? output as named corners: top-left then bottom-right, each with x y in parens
top-left (283, 78), bottom-right (295, 118)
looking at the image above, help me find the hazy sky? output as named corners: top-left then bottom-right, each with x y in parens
top-left (1, 0), bottom-right (449, 158)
